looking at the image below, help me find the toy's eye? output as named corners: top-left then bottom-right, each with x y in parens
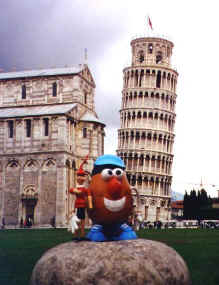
top-left (112, 168), bottom-right (124, 179)
top-left (101, 169), bottom-right (113, 180)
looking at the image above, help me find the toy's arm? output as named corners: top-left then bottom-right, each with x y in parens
top-left (87, 188), bottom-right (93, 209)
top-left (87, 195), bottom-right (93, 209)
top-left (69, 188), bottom-right (82, 195)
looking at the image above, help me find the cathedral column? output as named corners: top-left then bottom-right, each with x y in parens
top-left (56, 160), bottom-right (67, 226)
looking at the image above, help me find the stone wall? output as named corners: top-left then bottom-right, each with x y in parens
top-left (0, 66), bottom-right (105, 227)
top-left (0, 71), bottom-right (95, 111)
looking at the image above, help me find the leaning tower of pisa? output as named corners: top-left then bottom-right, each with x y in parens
top-left (117, 34), bottom-right (178, 222)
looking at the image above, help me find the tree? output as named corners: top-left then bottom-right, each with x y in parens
top-left (183, 191), bottom-right (189, 219)
top-left (183, 188), bottom-right (214, 220)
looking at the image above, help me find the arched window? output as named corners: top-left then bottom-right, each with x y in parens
top-left (25, 119), bottom-right (31, 137)
top-left (137, 111), bottom-right (141, 119)
top-left (83, 128), bottom-right (87, 138)
top-left (156, 71), bottom-right (161, 88)
top-left (8, 120), bottom-right (14, 138)
top-left (52, 82), bottom-right (57, 97)
top-left (137, 50), bottom-right (144, 63)
top-left (156, 51), bottom-right (162, 64)
top-left (148, 43), bottom-right (153, 54)
top-left (131, 175), bottom-right (136, 186)
top-left (84, 92), bottom-right (87, 104)
top-left (22, 84), bottom-right (26, 99)
top-left (43, 118), bottom-right (49, 136)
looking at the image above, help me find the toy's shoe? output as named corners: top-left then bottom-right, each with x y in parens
top-left (113, 223), bottom-right (137, 241)
top-left (87, 223), bottom-right (137, 242)
top-left (86, 224), bottom-right (107, 242)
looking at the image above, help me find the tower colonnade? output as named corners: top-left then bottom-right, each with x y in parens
top-left (117, 36), bottom-right (178, 222)
top-left (122, 89), bottom-right (176, 111)
top-left (118, 129), bottom-right (174, 154)
top-left (123, 68), bottom-right (177, 92)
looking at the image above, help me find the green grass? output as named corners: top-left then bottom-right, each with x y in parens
top-left (0, 228), bottom-right (219, 285)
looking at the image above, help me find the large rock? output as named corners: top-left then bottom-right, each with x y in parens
top-left (30, 239), bottom-right (191, 285)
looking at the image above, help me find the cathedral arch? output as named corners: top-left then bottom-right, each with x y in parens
top-left (23, 184), bottom-right (37, 197)
top-left (66, 159), bottom-right (71, 168)
top-left (6, 159), bottom-right (20, 171)
top-left (24, 159), bottom-right (38, 171)
top-left (42, 158), bottom-right (56, 171)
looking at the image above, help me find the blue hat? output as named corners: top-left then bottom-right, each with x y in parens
top-left (94, 154), bottom-right (125, 168)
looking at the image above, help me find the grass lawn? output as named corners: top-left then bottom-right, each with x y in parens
top-left (0, 228), bottom-right (219, 285)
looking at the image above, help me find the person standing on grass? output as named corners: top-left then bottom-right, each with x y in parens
top-left (69, 156), bottom-right (93, 241)
top-left (1, 217), bottom-right (5, 229)
top-left (20, 217), bottom-right (23, 228)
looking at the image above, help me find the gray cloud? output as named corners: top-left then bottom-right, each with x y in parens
top-left (0, 0), bottom-right (127, 129)
top-left (0, 1), bottom-right (127, 70)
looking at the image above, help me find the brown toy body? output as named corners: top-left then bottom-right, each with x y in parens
top-left (88, 172), bottom-right (133, 225)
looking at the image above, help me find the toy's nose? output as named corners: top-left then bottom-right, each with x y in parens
top-left (107, 176), bottom-right (122, 199)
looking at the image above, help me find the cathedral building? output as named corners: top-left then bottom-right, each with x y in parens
top-left (117, 34), bottom-right (178, 221)
top-left (0, 65), bottom-right (105, 227)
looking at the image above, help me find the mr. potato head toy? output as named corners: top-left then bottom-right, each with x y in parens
top-left (86, 154), bottom-right (137, 242)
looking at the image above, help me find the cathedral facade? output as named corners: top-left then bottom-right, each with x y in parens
top-left (117, 35), bottom-right (178, 222)
top-left (0, 65), bottom-right (105, 227)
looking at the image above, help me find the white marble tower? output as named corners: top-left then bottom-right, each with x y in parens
top-left (117, 34), bottom-right (178, 222)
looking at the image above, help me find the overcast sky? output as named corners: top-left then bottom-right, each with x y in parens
top-left (1, 0), bottom-right (219, 197)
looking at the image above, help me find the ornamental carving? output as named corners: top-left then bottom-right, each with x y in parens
top-left (21, 185), bottom-right (38, 204)
top-left (150, 199), bottom-right (156, 206)
top-left (140, 198), bottom-right (145, 205)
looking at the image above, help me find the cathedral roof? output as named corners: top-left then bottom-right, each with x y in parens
top-left (0, 66), bottom-right (83, 80)
top-left (80, 112), bottom-right (105, 126)
top-left (0, 103), bottom-right (76, 118)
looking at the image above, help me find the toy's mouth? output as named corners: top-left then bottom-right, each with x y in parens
top-left (104, 197), bottom-right (126, 212)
